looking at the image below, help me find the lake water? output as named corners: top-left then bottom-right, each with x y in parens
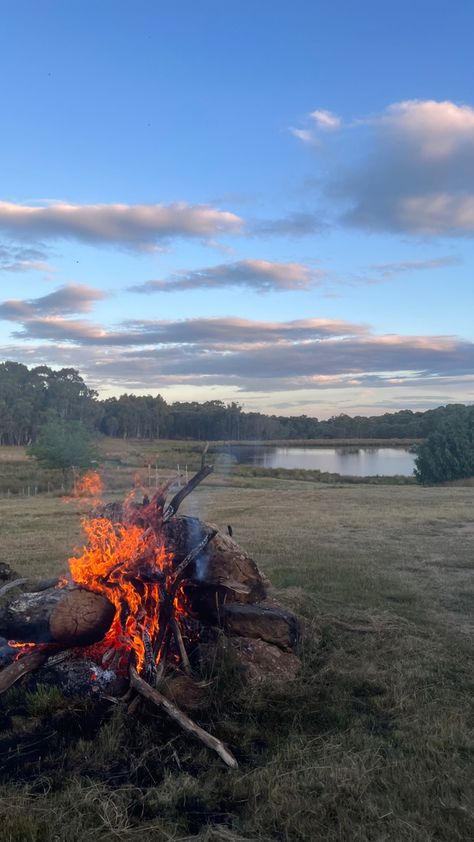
top-left (216, 445), bottom-right (416, 477)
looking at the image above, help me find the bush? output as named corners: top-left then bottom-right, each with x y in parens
top-left (27, 420), bottom-right (99, 481)
top-left (415, 405), bottom-right (474, 484)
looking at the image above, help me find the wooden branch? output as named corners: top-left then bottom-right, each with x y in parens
top-left (0, 648), bottom-right (57, 695)
top-left (170, 617), bottom-right (192, 676)
top-left (0, 576), bottom-right (61, 601)
top-left (127, 627), bottom-right (171, 716)
top-left (129, 665), bottom-right (238, 769)
top-left (170, 530), bottom-right (218, 593)
top-left (29, 577), bottom-right (62, 593)
top-left (152, 477), bottom-right (178, 513)
top-left (162, 465), bottom-right (213, 522)
top-left (0, 579), bottom-right (28, 599)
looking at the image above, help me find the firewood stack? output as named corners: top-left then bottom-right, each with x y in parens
top-left (0, 464), bottom-right (302, 768)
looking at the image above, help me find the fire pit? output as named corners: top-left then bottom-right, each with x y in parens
top-left (0, 462), bottom-right (301, 768)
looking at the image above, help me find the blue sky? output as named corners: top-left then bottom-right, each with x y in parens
top-left (0, 0), bottom-right (473, 416)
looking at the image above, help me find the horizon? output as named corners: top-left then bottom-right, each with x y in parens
top-left (3, 356), bottom-right (473, 422)
top-left (0, 1), bottom-right (473, 416)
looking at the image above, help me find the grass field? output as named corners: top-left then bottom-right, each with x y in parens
top-left (0, 443), bottom-right (472, 840)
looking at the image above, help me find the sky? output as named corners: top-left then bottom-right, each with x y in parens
top-left (0, 0), bottom-right (473, 418)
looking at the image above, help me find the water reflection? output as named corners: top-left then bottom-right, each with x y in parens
top-left (217, 445), bottom-right (416, 477)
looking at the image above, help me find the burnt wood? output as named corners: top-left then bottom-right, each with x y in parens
top-left (162, 465), bottom-right (213, 522)
top-left (0, 587), bottom-right (115, 645)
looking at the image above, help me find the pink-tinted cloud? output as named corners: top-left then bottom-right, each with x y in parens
top-left (291, 99), bottom-right (474, 236)
top-left (0, 201), bottom-right (243, 250)
top-left (129, 259), bottom-right (327, 294)
top-left (0, 284), bottom-right (108, 320)
top-left (332, 100), bottom-right (474, 235)
top-left (2, 310), bottom-right (472, 394)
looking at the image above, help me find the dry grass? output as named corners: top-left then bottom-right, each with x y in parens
top-left (0, 448), bottom-right (472, 841)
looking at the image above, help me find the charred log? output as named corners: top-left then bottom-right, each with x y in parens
top-left (0, 587), bottom-right (115, 646)
top-left (163, 516), bottom-right (267, 615)
top-left (162, 465), bottom-right (213, 522)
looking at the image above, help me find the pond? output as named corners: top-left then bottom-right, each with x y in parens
top-left (215, 445), bottom-right (416, 477)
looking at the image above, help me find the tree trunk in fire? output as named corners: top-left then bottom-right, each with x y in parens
top-left (0, 587), bottom-right (115, 646)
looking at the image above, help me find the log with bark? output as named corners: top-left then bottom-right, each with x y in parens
top-left (0, 586), bottom-right (115, 646)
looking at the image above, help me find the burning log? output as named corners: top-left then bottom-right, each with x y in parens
top-left (163, 516), bottom-right (267, 613)
top-left (0, 587), bottom-right (115, 646)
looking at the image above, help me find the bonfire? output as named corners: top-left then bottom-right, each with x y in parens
top-left (0, 459), bottom-right (301, 769)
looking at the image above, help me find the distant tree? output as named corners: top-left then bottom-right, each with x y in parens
top-left (27, 420), bottom-right (99, 483)
top-left (415, 406), bottom-right (474, 484)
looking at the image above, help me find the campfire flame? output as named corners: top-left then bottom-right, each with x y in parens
top-left (0, 462), bottom-right (242, 769)
top-left (11, 469), bottom-right (213, 677)
top-left (68, 496), bottom-right (184, 673)
top-left (73, 470), bottom-right (104, 499)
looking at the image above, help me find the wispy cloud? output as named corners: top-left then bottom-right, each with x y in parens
top-left (0, 201), bottom-right (243, 251)
top-left (129, 259), bottom-right (327, 294)
top-left (250, 211), bottom-right (326, 237)
top-left (10, 315), bottom-right (361, 345)
top-left (310, 109), bottom-right (341, 130)
top-left (290, 108), bottom-right (342, 143)
top-left (368, 255), bottom-right (461, 278)
top-left (0, 244), bottom-right (52, 274)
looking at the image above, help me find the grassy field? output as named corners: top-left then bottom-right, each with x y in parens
top-left (0, 443), bottom-right (472, 840)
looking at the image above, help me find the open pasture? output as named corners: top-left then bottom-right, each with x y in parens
top-left (0, 445), bottom-right (472, 841)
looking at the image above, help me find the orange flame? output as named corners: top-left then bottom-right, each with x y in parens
top-left (68, 514), bottom-right (174, 672)
top-left (12, 478), bottom-right (191, 677)
top-left (73, 471), bottom-right (104, 500)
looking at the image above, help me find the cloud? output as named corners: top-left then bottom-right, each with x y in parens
top-left (310, 110), bottom-right (341, 130)
top-left (369, 255), bottom-right (461, 278)
top-left (12, 315), bottom-right (362, 345)
top-left (129, 259), bottom-right (327, 294)
top-left (0, 201), bottom-right (243, 251)
top-left (333, 99), bottom-right (474, 236)
top-left (0, 284), bottom-right (108, 321)
top-left (2, 310), bottom-right (473, 397)
top-left (0, 244), bottom-right (52, 274)
top-left (250, 212), bottom-right (326, 237)
top-left (290, 109), bottom-right (342, 143)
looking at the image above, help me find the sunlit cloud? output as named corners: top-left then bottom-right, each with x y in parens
top-left (0, 201), bottom-right (243, 251)
top-left (330, 99), bottom-right (474, 235)
top-left (129, 259), bottom-right (327, 294)
top-left (1, 306), bottom-right (472, 397)
top-left (9, 315), bottom-right (362, 345)
top-left (0, 284), bottom-right (108, 320)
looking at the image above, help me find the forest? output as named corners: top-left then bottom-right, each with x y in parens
top-left (0, 359), bottom-right (470, 445)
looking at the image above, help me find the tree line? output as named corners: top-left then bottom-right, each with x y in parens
top-left (0, 360), bottom-right (471, 446)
